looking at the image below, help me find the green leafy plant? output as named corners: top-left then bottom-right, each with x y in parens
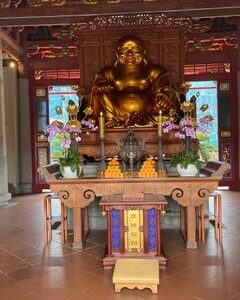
top-left (170, 151), bottom-right (201, 170)
top-left (45, 120), bottom-right (97, 176)
top-left (59, 151), bottom-right (81, 175)
top-left (163, 103), bottom-right (214, 171)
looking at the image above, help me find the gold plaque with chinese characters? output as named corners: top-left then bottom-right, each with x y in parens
top-left (124, 209), bottom-right (144, 253)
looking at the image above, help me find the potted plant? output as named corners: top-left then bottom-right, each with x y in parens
top-left (45, 116), bottom-right (97, 178)
top-left (58, 151), bottom-right (81, 179)
top-left (170, 151), bottom-right (201, 177)
top-left (163, 109), bottom-right (213, 177)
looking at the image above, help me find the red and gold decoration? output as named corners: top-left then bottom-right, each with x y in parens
top-left (27, 0), bottom-right (66, 6)
top-left (100, 193), bottom-right (167, 269)
top-left (0, 0), bottom-right (10, 8)
top-left (0, 0), bottom-right (66, 7)
top-left (83, 0), bottom-right (120, 3)
top-left (124, 209), bottom-right (144, 253)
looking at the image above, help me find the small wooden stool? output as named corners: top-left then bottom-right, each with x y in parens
top-left (198, 191), bottom-right (222, 242)
top-left (44, 194), bottom-right (68, 244)
top-left (112, 259), bottom-right (159, 294)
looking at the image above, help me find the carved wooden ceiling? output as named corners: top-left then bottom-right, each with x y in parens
top-left (0, 1), bottom-right (239, 63)
top-left (0, 0), bottom-right (240, 27)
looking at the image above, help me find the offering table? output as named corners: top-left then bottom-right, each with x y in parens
top-left (41, 164), bottom-right (225, 250)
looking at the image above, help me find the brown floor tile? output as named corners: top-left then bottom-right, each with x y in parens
top-left (191, 285), bottom-right (236, 300)
top-left (0, 252), bottom-right (32, 274)
top-left (0, 247), bottom-right (7, 255)
top-left (83, 245), bottom-right (106, 259)
top-left (0, 272), bottom-right (16, 288)
top-left (7, 265), bottom-right (39, 281)
top-left (0, 281), bottom-right (35, 300)
top-left (228, 293), bottom-right (240, 300)
top-left (0, 191), bottom-right (239, 300)
top-left (62, 252), bottom-right (102, 272)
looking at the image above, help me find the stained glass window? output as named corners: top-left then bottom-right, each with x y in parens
top-left (187, 81), bottom-right (219, 161)
top-left (48, 85), bottom-right (79, 162)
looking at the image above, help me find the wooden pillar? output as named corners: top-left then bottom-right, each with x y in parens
top-left (186, 205), bottom-right (197, 249)
top-left (72, 207), bottom-right (83, 249)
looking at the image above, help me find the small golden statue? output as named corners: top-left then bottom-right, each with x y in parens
top-left (89, 35), bottom-right (181, 127)
top-left (66, 99), bottom-right (81, 127)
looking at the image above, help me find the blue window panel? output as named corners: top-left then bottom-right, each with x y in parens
top-left (187, 81), bottom-right (219, 160)
top-left (48, 85), bottom-right (79, 163)
top-left (148, 208), bottom-right (157, 250)
top-left (111, 209), bottom-right (121, 250)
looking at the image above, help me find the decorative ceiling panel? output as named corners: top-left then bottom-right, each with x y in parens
top-left (0, 0), bottom-right (240, 28)
top-left (0, 0), bottom-right (158, 7)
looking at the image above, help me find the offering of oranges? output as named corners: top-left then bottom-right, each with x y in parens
top-left (138, 157), bottom-right (158, 178)
top-left (104, 158), bottom-right (124, 178)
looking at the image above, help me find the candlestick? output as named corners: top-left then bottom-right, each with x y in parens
top-left (98, 112), bottom-right (106, 173)
top-left (158, 110), bottom-right (163, 137)
top-left (157, 110), bottom-right (166, 176)
top-left (99, 111), bottom-right (105, 139)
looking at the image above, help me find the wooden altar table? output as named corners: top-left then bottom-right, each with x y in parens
top-left (43, 174), bottom-right (223, 249)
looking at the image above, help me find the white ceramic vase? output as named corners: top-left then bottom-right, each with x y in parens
top-left (60, 165), bottom-right (81, 179)
top-left (177, 163), bottom-right (199, 177)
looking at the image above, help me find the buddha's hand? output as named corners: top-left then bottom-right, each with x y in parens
top-left (93, 82), bottom-right (114, 93)
top-left (154, 92), bottom-right (176, 112)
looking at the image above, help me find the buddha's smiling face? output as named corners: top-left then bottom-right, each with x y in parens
top-left (116, 39), bottom-right (146, 65)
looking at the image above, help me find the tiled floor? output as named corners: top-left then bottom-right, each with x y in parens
top-left (0, 191), bottom-right (240, 300)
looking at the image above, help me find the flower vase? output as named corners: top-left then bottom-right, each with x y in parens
top-left (177, 163), bottom-right (199, 177)
top-left (60, 165), bottom-right (81, 179)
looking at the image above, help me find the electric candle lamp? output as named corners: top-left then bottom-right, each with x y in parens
top-left (99, 112), bottom-right (105, 139)
top-left (158, 110), bottom-right (163, 137)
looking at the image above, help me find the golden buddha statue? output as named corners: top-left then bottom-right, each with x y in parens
top-left (89, 36), bottom-right (180, 127)
top-left (66, 99), bottom-right (81, 127)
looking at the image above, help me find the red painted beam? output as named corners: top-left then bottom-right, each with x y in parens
top-left (0, 1), bottom-right (240, 27)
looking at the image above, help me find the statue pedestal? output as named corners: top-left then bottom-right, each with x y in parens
top-left (80, 127), bottom-right (183, 159)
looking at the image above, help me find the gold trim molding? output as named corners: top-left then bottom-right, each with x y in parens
top-left (72, 13), bottom-right (192, 31)
top-left (82, 0), bottom-right (157, 3)
top-left (82, 0), bottom-right (121, 3)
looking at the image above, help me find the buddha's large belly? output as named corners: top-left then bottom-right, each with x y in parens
top-left (115, 91), bottom-right (151, 113)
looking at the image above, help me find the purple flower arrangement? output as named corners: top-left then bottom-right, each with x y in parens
top-left (45, 121), bottom-right (97, 151)
top-left (163, 115), bottom-right (213, 171)
top-left (45, 119), bottom-right (98, 173)
top-left (163, 115), bottom-right (212, 141)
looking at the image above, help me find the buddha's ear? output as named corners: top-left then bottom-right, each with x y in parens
top-left (142, 58), bottom-right (147, 65)
top-left (142, 50), bottom-right (147, 63)
top-left (115, 49), bottom-right (120, 61)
